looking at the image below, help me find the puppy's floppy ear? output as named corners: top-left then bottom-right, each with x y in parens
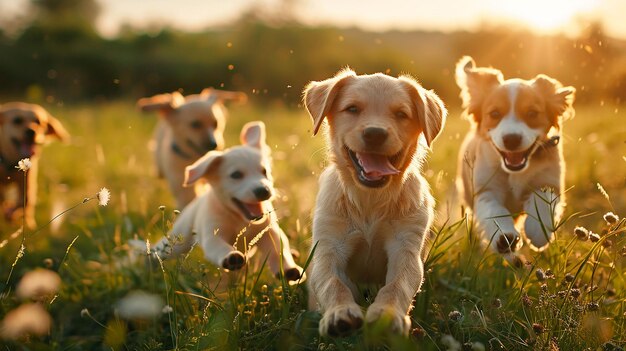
top-left (240, 121), bottom-right (266, 149)
top-left (303, 68), bottom-right (356, 136)
top-left (455, 56), bottom-right (503, 123)
top-left (136, 92), bottom-right (184, 114)
top-left (45, 114), bottom-right (70, 142)
top-left (184, 151), bottom-right (223, 186)
top-left (399, 76), bottom-right (448, 148)
top-left (532, 74), bottom-right (576, 128)
top-left (202, 88), bottom-right (248, 104)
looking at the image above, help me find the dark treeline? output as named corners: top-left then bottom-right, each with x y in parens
top-left (0, 3), bottom-right (625, 106)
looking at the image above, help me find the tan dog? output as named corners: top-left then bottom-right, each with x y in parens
top-left (303, 69), bottom-right (447, 336)
top-left (130, 122), bottom-right (304, 282)
top-left (137, 88), bottom-right (246, 208)
top-left (455, 56), bottom-right (575, 259)
top-left (0, 102), bottom-right (69, 228)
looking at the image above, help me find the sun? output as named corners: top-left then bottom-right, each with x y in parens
top-left (490, 0), bottom-right (596, 32)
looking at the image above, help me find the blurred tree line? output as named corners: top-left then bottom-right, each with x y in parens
top-left (1, 0), bottom-right (625, 106)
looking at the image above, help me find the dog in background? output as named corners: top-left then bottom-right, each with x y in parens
top-left (130, 122), bottom-right (304, 282)
top-left (137, 88), bottom-right (247, 208)
top-left (455, 56), bottom-right (575, 260)
top-left (303, 69), bottom-right (446, 336)
top-left (0, 102), bottom-right (69, 228)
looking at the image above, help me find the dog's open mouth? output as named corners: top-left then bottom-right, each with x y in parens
top-left (11, 138), bottom-right (38, 158)
top-left (493, 142), bottom-right (537, 172)
top-left (232, 198), bottom-right (265, 221)
top-left (345, 146), bottom-right (400, 188)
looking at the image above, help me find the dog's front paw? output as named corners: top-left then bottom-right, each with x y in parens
top-left (524, 218), bottom-right (553, 251)
top-left (221, 251), bottom-right (246, 271)
top-left (495, 232), bottom-right (522, 254)
top-left (365, 304), bottom-right (411, 336)
top-left (319, 304), bottom-right (364, 337)
top-left (276, 265), bottom-right (306, 283)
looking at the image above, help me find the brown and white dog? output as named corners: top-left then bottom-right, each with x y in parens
top-left (130, 122), bottom-right (304, 282)
top-left (0, 102), bottom-right (69, 228)
top-left (303, 69), bottom-right (446, 336)
top-left (137, 88), bottom-right (247, 208)
top-left (455, 56), bottom-right (575, 259)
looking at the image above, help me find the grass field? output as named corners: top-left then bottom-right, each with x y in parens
top-left (0, 101), bottom-right (624, 350)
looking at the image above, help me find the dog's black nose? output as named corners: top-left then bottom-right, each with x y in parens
top-left (24, 129), bottom-right (36, 142)
top-left (502, 134), bottom-right (522, 150)
top-left (362, 127), bottom-right (388, 146)
top-left (253, 186), bottom-right (272, 201)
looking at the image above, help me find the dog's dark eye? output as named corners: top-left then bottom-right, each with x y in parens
top-left (395, 111), bottom-right (409, 119)
top-left (230, 170), bottom-right (243, 179)
top-left (489, 110), bottom-right (501, 119)
top-left (345, 105), bottom-right (359, 114)
top-left (527, 110), bottom-right (539, 118)
top-left (12, 116), bottom-right (24, 126)
top-left (261, 167), bottom-right (267, 177)
top-left (190, 120), bottom-right (203, 129)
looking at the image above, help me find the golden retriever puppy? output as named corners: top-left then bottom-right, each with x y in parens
top-left (303, 69), bottom-right (447, 336)
top-left (130, 122), bottom-right (304, 282)
top-left (455, 56), bottom-right (575, 259)
top-left (137, 88), bottom-right (246, 208)
top-left (0, 102), bottom-right (69, 228)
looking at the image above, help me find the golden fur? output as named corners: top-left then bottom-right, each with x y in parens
top-left (302, 69), bottom-right (446, 336)
top-left (455, 56), bottom-right (575, 259)
top-left (130, 122), bottom-right (304, 282)
top-left (0, 102), bottom-right (69, 228)
top-left (137, 88), bottom-right (246, 208)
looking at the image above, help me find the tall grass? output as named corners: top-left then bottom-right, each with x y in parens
top-left (0, 101), bottom-right (624, 350)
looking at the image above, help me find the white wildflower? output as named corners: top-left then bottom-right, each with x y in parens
top-left (80, 308), bottom-right (90, 318)
top-left (15, 158), bottom-right (31, 172)
top-left (0, 303), bottom-right (52, 339)
top-left (16, 269), bottom-right (61, 300)
top-left (115, 290), bottom-right (163, 320)
top-left (97, 187), bottom-right (110, 206)
top-left (162, 305), bottom-right (173, 314)
top-left (441, 334), bottom-right (462, 351)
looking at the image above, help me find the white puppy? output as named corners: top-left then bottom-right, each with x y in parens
top-left (131, 122), bottom-right (304, 282)
top-left (137, 88), bottom-right (246, 208)
top-left (455, 56), bottom-right (575, 259)
top-left (303, 69), bottom-right (446, 337)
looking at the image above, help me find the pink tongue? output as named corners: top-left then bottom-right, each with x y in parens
top-left (243, 202), bottom-right (264, 218)
top-left (504, 151), bottom-right (525, 166)
top-left (356, 152), bottom-right (399, 179)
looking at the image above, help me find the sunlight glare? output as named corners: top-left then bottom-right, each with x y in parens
top-left (491, 0), bottom-right (596, 32)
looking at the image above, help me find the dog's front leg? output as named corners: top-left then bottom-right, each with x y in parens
top-left (310, 235), bottom-right (363, 337)
top-left (365, 234), bottom-right (423, 336)
top-left (474, 192), bottom-right (521, 255)
top-left (523, 188), bottom-right (561, 251)
top-left (258, 223), bottom-right (304, 282)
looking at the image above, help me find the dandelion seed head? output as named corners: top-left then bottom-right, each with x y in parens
top-left (574, 226), bottom-right (589, 240)
top-left (0, 303), bottom-right (52, 339)
top-left (15, 158), bottom-right (32, 172)
top-left (587, 301), bottom-right (599, 311)
top-left (589, 232), bottom-right (601, 243)
top-left (162, 305), bottom-right (173, 314)
top-left (471, 342), bottom-right (486, 351)
top-left (97, 187), bottom-right (110, 206)
top-left (80, 308), bottom-right (89, 318)
top-left (448, 310), bottom-right (463, 322)
top-left (158, 205), bottom-right (165, 211)
top-left (115, 290), bottom-right (163, 320)
top-left (603, 212), bottom-right (619, 225)
top-left (16, 269), bottom-right (61, 300)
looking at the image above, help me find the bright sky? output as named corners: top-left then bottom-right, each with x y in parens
top-left (1, 0), bottom-right (625, 39)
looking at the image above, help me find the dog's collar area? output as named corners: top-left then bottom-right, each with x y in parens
top-left (171, 142), bottom-right (194, 160)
